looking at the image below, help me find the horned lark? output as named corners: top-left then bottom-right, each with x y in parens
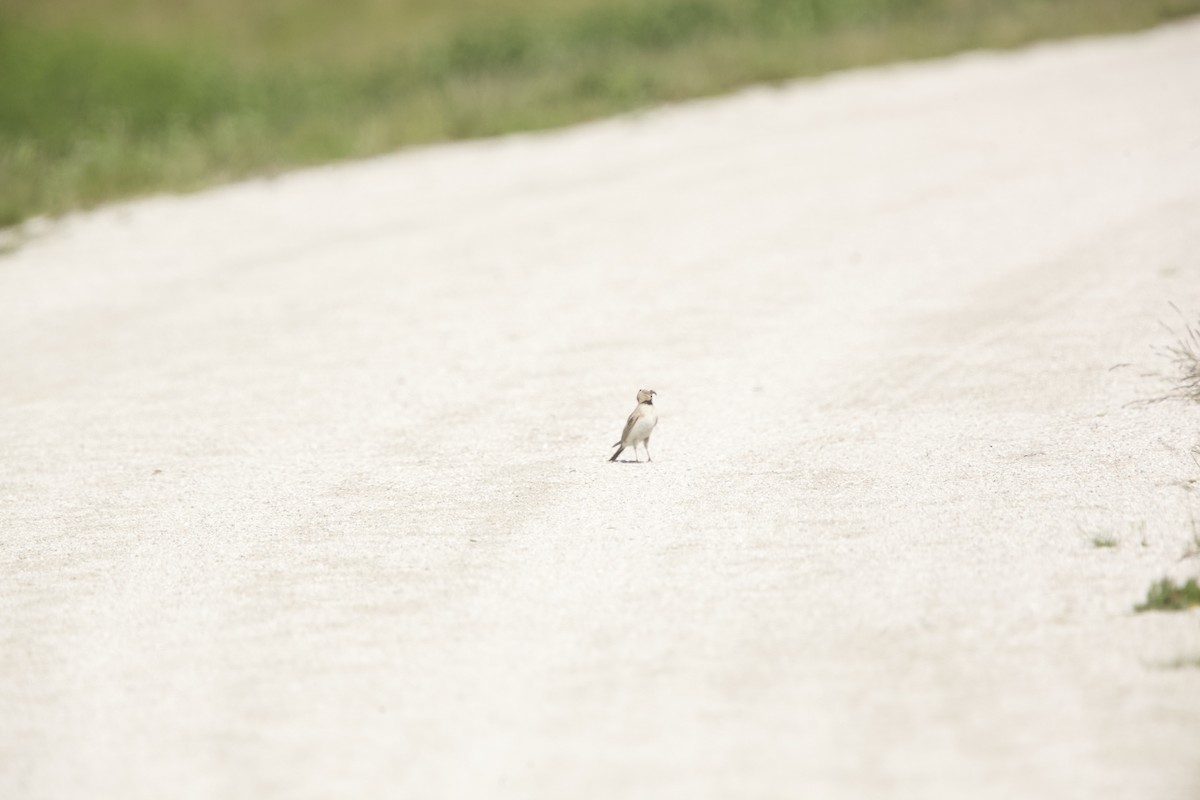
top-left (609, 389), bottom-right (658, 463)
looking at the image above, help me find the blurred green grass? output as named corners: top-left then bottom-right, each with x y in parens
top-left (2, 0), bottom-right (1198, 226)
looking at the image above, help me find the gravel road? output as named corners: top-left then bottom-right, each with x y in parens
top-left (3, 19), bottom-right (1200, 800)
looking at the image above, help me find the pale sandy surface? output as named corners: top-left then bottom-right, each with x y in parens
top-left (4, 19), bottom-right (1200, 800)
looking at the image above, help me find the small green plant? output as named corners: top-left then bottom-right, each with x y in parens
top-left (1149, 304), bottom-right (1200, 404)
top-left (1135, 577), bottom-right (1200, 612)
top-left (1159, 655), bottom-right (1200, 670)
top-left (1092, 533), bottom-right (1119, 549)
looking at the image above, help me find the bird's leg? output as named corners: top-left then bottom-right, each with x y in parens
top-left (645, 441), bottom-right (652, 462)
top-left (633, 444), bottom-right (641, 463)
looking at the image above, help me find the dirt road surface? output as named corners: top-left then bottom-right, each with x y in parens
top-left (3, 19), bottom-right (1200, 800)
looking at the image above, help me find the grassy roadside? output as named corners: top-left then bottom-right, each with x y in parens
top-left (2, 0), bottom-right (1199, 227)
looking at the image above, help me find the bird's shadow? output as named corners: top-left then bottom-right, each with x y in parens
top-left (609, 459), bottom-right (652, 464)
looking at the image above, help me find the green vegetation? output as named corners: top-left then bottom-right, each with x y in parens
top-left (1163, 316), bottom-right (1200, 404)
top-left (1135, 577), bottom-right (1200, 612)
top-left (1146, 304), bottom-right (1200, 405)
top-left (1159, 655), bottom-right (1200, 670)
top-left (2, 0), bottom-right (1199, 226)
top-left (1092, 533), bottom-right (1119, 549)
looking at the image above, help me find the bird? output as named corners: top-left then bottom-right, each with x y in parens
top-left (609, 389), bottom-right (658, 463)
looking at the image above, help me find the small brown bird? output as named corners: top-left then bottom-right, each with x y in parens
top-left (609, 389), bottom-right (658, 463)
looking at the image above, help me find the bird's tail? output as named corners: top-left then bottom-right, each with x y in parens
top-left (612, 441), bottom-right (621, 448)
top-left (609, 445), bottom-right (625, 462)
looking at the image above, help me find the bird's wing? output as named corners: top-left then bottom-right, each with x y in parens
top-left (619, 407), bottom-right (643, 444)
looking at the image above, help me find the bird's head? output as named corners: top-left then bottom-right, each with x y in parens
top-left (637, 389), bottom-right (657, 405)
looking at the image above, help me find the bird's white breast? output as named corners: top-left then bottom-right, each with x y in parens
top-left (627, 409), bottom-right (657, 444)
